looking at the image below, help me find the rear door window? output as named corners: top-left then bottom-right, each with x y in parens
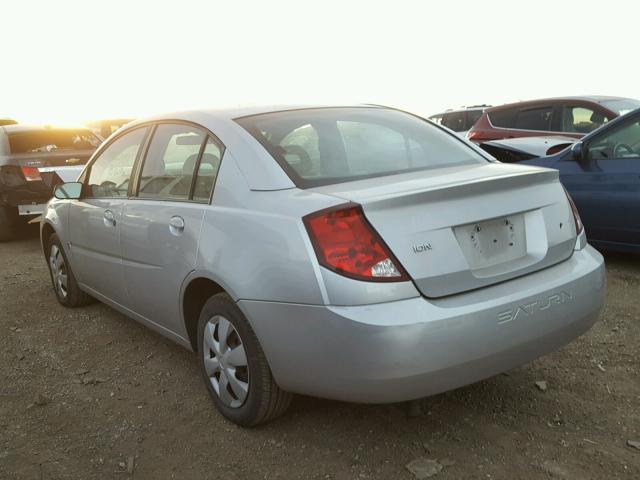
top-left (514, 106), bottom-right (554, 131)
top-left (137, 124), bottom-right (205, 200)
top-left (137, 124), bottom-right (224, 202)
top-left (488, 108), bottom-right (519, 128)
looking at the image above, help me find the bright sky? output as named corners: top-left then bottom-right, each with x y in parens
top-left (2, 0), bottom-right (638, 125)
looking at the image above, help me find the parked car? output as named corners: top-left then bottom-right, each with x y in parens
top-left (0, 124), bottom-right (101, 241)
top-left (480, 135), bottom-right (578, 163)
top-left (0, 117), bottom-right (18, 126)
top-left (467, 96), bottom-right (640, 143)
top-left (85, 118), bottom-right (134, 140)
top-left (42, 105), bottom-right (605, 426)
top-left (518, 108), bottom-right (640, 253)
top-left (428, 105), bottom-right (489, 136)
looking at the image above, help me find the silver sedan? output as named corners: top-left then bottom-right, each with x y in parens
top-left (42, 105), bottom-right (605, 426)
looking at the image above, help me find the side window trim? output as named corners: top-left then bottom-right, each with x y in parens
top-left (196, 135), bottom-right (226, 205)
top-left (130, 124), bottom-right (158, 198)
top-left (187, 134), bottom-right (209, 201)
top-left (82, 126), bottom-right (151, 200)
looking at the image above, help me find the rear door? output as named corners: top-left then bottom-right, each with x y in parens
top-left (560, 115), bottom-right (640, 246)
top-left (120, 123), bottom-right (223, 332)
top-left (69, 127), bottom-right (149, 304)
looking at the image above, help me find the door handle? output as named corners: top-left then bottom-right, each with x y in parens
top-left (103, 209), bottom-right (116, 227)
top-left (169, 215), bottom-right (185, 235)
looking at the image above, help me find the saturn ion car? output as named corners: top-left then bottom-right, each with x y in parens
top-left (42, 105), bottom-right (606, 426)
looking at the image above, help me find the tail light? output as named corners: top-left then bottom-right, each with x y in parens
top-left (466, 130), bottom-right (481, 141)
top-left (563, 188), bottom-right (583, 234)
top-left (304, 204), bottom-right (409, 282)
top-left (20, 166), bottom-right (42, 182)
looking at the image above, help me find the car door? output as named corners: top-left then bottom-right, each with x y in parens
top-left (559, 115), bottom-right (640, 246)
top-left (120, 123), bottom-right (223, 333)
top-left (68, 127), bottom-right (149, 304)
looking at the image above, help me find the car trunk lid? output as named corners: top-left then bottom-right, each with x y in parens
top-left (310, 163), bottom-right (577, 298)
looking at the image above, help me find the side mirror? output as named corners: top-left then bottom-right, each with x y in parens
top-left (570, 141), bottom-right (584, 161)
top-left (54, 182), bottom-right (83, 200)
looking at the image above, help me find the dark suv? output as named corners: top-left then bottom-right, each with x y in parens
top-left (0, 124), bottom-right (101, 241)
top-left (467, 96), bottom-right (640, 142)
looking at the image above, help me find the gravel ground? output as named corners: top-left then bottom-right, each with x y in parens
top-left (1, 226), bottom-right (639, 479)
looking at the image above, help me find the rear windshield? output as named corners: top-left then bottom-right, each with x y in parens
top-left (8, 129), bottom-right (102, 154)
top-left (236, 107), bottom-right (487, 188)
top-left (601, 99), bottom-right (640, 117)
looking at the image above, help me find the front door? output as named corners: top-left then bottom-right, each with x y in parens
top-left (120, 123), bottom-right (223, 332)
top-left (560, 115), bottom-right (640, 246)
top-left (68, 127), bottom-right (149, 304)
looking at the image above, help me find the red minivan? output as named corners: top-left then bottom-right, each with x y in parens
top-left (466, 96), bottom-right (640, 143)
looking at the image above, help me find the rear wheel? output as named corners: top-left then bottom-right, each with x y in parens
top-left (47, 233), bottom-right (93, 307)
top-left (0, 206), bottom-right (19, 242)
top-left (197, 293), bottom-right (292, 426)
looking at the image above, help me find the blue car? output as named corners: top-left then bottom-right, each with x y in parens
top-left (519, 108), bottom-right (640, 252)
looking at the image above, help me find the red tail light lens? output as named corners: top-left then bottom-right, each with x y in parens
top-left (466, 130), bottom-right (481, 141)
top-left (20, 166), bottom-right (42, 182)
top-left (563, 188), bottom-right (583, 234)
top-left (303, 204), bottom-right (409, 282)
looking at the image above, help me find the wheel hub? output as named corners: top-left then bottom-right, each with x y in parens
top-left (49, 244), bottom-right (68, 299)
top-left (203, 315), bottom-right (249, 409)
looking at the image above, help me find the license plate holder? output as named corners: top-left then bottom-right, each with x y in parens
top-left (454, 215), bottom-right (527, 269)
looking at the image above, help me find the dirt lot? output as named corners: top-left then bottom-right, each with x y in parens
top-left (1, 226), bottom-right (639, 480)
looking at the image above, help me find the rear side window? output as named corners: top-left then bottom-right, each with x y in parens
top-left (9, 129), bottom-right (101, 154)
top-left (561, 106), bottom-right (611, 133)
top-left (236, 107), bottom-right (487, 188)
top-left (87, 127), bottom-right (148, 198)
top-left (137, 124), bottom-right (223, 202)
top-left (514, 106), bottom-right (553, 131)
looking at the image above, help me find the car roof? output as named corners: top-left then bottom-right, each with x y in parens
top-left (127, 104), bottom-right (382, 127)
top-left (429, 105), bottom-right (489, 116)
top-left (487, 95), bottom-right (637, 112)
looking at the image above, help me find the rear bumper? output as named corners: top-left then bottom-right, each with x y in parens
top-left (239, 245), bottom-right (605, 403)
top-left (17, 203), bottom-right (46, 216)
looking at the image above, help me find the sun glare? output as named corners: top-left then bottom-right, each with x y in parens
top-left (2, 0), bottom-right (638, 125)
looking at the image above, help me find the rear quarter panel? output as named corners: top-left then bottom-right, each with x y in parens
top-left (194, 152), bottom-right (337, 305)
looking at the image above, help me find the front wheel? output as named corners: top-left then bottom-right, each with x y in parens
top-left (46, 233), bottom-right (93, 307)
top-left (197, 293), bottom-right (292, 426)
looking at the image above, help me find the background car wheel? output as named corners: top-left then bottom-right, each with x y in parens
top-left (0, 206), bottom-right (19, 242)
top-left (197, 293), bottom-right (292, 427)
top-left (47, 233), bottom-right (93, 307)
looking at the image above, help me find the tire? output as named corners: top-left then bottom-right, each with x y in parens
top-left (197, 293), bottom-right (292, 426)
top-left (46, 233), bottom-right (93, 307)
top-left (0, 206), bottom-right (19, 242)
